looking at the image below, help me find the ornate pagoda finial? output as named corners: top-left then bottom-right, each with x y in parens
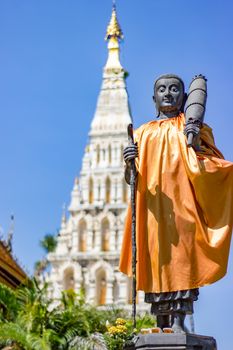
top-left (104, 3), bottom-right (124, 71)
top-left (105, 2), bottom-right (123, 41)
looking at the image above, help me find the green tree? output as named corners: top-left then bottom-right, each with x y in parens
top-left (34, 233), bottom-right (57, 278)
top-left (39, 234), bottom-right (57, 254)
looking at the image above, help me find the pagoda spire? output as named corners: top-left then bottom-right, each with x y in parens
top-left (46, 1), bottom-right (135, 308)
top-left (90, 2), bottom-right (132, 135)
top-left (105, 3), bottom-right (124, 71)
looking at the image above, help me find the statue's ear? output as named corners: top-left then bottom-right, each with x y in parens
top-left (181, 92), bottom-right (187, 112)
top-left (152, 95), bottom-right (156, 103)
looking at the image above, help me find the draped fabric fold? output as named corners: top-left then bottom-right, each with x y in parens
top-left (119, 113), bottom-right (233, 293)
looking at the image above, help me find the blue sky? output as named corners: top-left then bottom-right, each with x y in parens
top-left (0, 0), bottom-right (233, 348)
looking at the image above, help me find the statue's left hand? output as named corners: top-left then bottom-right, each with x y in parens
top-left (184, 123), bottom-right (200, 138)
top-left (184, 121), bottom-right (202, 151)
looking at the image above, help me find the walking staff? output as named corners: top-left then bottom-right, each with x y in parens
top-left (127, 123), bottom-right (137, 329)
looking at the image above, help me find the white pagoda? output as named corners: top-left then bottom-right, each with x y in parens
top-left (47, 6), bottom-right (144, 307)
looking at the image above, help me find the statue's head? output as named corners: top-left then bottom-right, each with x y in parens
top-left (153, 74), bottom-right (185, 118)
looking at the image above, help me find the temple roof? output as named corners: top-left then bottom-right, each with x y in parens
top-left (0, 240), bottom-right (27, 289)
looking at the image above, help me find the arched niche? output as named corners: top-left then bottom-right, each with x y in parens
top-left (96, 268), bottom-right (107, 305)
top-left (113, 279), bottom-right (119, 302)
top-left (108, 144), bottom-right (112, 164)
top-left (89, 177), bottom-right (94, 204)
top-left (97, 181), bottom-right (101, 201)
top-left (101, 218), bottom-right (110, 252)
top-left (96, 144), bottom-right (100, 164)
top-left (127, 277), bottom-right (138, 304)
top-left (78, 219), bottom-right (87, 252)
top-left (105, 177), bottom-right (111, 204)
top-left (123, 179), bottom-right (128, 203)
top-left (63, 267), bottom-right (75, 291)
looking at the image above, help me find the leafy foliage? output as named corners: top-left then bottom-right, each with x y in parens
top-left (0, 284), bottom-right (19, 322)
top-left (69, 333), bottom-right (108, 350)
top-left (0, 280), bottom-right (155, 349)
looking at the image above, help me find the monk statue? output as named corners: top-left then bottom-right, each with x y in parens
top-left (119, 74), bottom-right (233, 332)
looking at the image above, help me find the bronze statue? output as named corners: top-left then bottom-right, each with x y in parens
top-left (120, 74), bottom-right (233, 332)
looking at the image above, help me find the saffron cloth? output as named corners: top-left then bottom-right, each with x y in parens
top-left (119, 113), bottom-right (233, 293)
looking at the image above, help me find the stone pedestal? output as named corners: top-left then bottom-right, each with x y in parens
top-left (125, 333), bottom-right (217, 350)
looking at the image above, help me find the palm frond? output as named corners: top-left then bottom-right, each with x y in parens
top-left (0, 283), bottom-right (18, 321)
top-left (86, 333), bottom-right (108, 350)
top-left (0, 322), bottom-right (30, 349)
top-left (69, 333), bottom-right (107, 350)
top-left (69, 336), bottom-right (87, 350)
top-left (28, 331), bottom-right (52, 350)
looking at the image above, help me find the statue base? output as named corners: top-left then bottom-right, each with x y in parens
top-left (124, 333), bottom-right (217, 350)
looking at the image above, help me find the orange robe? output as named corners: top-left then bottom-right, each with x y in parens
top-left (119, 113), bottom-right (233, 293)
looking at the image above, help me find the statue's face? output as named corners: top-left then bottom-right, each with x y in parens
top-left (153, 77), bottom-right (184, 115)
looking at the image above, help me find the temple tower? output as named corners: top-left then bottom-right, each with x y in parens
top-left (47, 6), bottom-right (144, 307)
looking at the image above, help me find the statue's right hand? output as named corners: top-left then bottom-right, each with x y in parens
top-left (123, 144), bottom-right (138, 163)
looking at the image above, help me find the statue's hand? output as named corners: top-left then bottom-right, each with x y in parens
top-left (184, 123), bottom-right (200, 137)
top-left (184, 120), bottom-right (202, 150)
top-left (123, 144), bottom-right (138, 163)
